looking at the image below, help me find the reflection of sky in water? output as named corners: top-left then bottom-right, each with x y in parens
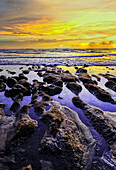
top-left (0, 49), bottom-right (116, 65)
top-left (0, 65), bottom-right (115, 168)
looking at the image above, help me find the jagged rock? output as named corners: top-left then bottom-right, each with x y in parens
top-left (105, 80), bottom-right (116, 92)
top-left (18, 79), bottom-right (31, 88)
top-left (84, 83), bottom-right (115, 104)
top-left (76, 68), bottom-right (87, 73)
top-left (33, 100), bottom-right (45, 114)
top-left (6, 77), bottom-right (17, 88)
top-left (41, 84), bottom-right (62, 96)
top-left (92, 74), bottom-right (101, 81)
top-left (40, 101), bottom-right (95, 170)
top-left (0, 103), bottom-right (5, 119)
top-left (0, 116), bottom-right (15, 152)
top-left (10, 100), bottom-right (21, 112)
top-left (22, 70), bottom-right (30, 74)
top-left (72, 96), bottom-right (116, 157)
top-left (43, 74), bottom-right (63, 87)
top-left (58, 96), bottom-right (63, 99)
top-left (0, 75), bottom-right (7, 83)
top-left (0, 82), bottom-right (6, 92)
top-left (61, 72), bottom-right (77, 82)
top-left (66, 82), bottom-right (82, 95)
top-left (19, 73), bottom-right (28, 80)
top-left (40, 160), bottom-right (53, 170)
top-left (77, 73), bottom-right (95, 85)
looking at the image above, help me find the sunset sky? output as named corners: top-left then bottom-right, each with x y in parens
top-left (0, 0), bottom-right (116, 48)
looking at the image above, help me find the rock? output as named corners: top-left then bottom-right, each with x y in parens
top-left (76, 68), bottom-right (87, 73)
top-left (61, 72), bottom-right (77, 82)
top-left (6, 77), bottom-right (17, 88)
top-left (40, 160), bottom-right (53, 170)
top-left (19, 73), bottom-right (28, 80)
top-left (33, 100), bottom-right (45, 114)
top-left (66, 82), bottom-right (82, 95)
top-left (43, 74), bottom-right (63, 87)
top-left (72, 96), bottom-right (116, 156)
top-left (105, 80), bottom-right (116, 92)
top-left (8, 105), bottom-right (38, 141)
top-left (10, 100), bottom-right (21, 112)
top-left (0, 116), bottom-right (15, 152)
top-left (14, 114), bottom-right (38, 138)
top-left (11, 93), bottom-right (23, 102)
top-left (0, 69), bottom-right (3, 72)
top-left (22, 70), bottom-right (30, 74)
top-left (0, 82), bottom-right (6, 92)
top-left (83, 64), bottom-right (89, 68)
top-left (92, 74), bottom-right (101, 81)
top-left (19, 67), bottom-right (23, 70)
top-left (77, 73), bottom-right (94, 85)
top-left (18, 79), bottom-right (31, 88)
top-left (84, 83), bottom-right (115, 104)
top-left (0, 103), bottom-right (5, 119)
top-left (0, 75), bottom-right (7, 83)
top-left (41, 84), bottom-right (62, 96)
top-left (40, 101), bottom-right (95, 169)
top-left (58, 96), bottom-right (63, 99)
top-left (9, 71), bottom-right (16, 75)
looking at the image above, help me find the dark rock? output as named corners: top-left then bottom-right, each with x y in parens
top-left (6, 77), bottom-right (17, 88)
top-left (23, 70), bottom-right (30, 74)
top-left (19, 67), bottom-right (23, 70)
top-left (0, 103), bottom-right (5, 119)
top-left (40, 101), bottom-right (95, 170)
top-left (10, 100), bottom-right (20, 112)
top-left (84, 83), bottom-right (115, 104)
top-left (9, 71), bottom-right (16, 75)
top-left (105, 80), bottom-right (116, 92)
top-left (58, 96), bottom-right (63, 99)
top-left (11, 93), bottom-right (23, 102)
top-left (19, 73), bottom-right (28, 80)
top-left (41, 84), bottom-right (62, 96)
top-left (0, 75), bottom-right (7, 83)
top-left (0, 82), bottom-right (6, 92)
top-left (0, 69), bottom-right (3, 72)
top-left (40, 160), bottom-right (53, 170)
top-left (66, 82), bottom-right (82, 95)
top-left (83, 64), bottom-right (89, 67)
top-left (18, 79), bottom-right (31, 88)
top-left (76, 68), bottom-right (87, 73)
top-left (61, 73), bottom-right (76, 82)
top-left (33, 101), bottom-right (45, 114)
top-left (72, 96), bottom-right (116, 156)
top-left (92, 74), bottom-right (101, 81)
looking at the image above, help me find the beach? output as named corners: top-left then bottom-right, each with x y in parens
top-left (0, 49), bottom-right (116, 169)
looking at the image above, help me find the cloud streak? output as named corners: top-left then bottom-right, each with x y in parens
top-left (0, 0), bottom-right (116, 48)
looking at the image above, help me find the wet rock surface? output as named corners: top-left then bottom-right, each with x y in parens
top-left (72, 96), bottom-right (116, 158)
top-left (0, 65), bottom-right (115, 169)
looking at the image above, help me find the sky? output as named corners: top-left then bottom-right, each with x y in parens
top-left (0, 0), bottom-right (116, 48)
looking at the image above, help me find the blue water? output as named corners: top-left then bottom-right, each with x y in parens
top-left (0, 48), bottom-right (116, 66)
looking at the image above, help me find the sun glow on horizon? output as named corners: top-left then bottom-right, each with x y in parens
top-left (0, 0), bottom-right (116, 48)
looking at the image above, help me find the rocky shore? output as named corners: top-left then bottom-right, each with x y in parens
top-left (0, 64), bottom-right (116, 169)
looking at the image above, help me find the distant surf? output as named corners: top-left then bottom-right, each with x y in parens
top-left (0, 48), bottom-right (116, 66)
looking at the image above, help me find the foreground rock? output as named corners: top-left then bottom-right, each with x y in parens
top-left (0, 103), bottom-right (5, 119)
top-left (72, 96), bottom-right (116, 157)
top-left (84, 83), bottom-right (115, 104)
top-left (66, 82), bottom-right (82, 95)
top-left (40, 100), bottom-right (95, 170)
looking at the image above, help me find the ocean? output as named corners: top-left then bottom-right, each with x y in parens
top-left (0, 48), bottom-right (116, 65)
